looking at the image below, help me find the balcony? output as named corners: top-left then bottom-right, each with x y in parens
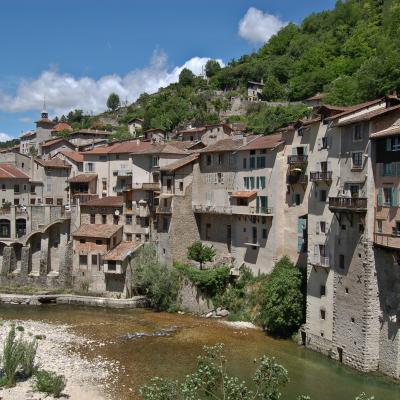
top-left (312, 255), bottom-right (330, 268)
top-left (113, 184), bottom-right (130, 193)
top-left (310, 171), bottom-right (332, 182)
top-left (329, 197), bottom-right (367, 213)
top-left (232, 206), bottom-right (273, 216)
top-left (114, 170), bottom-right (132, 177)
top-left (156, 206), bottom-right (172, 214)
top-left (193, 205), bottom-right (232, 214)
top-left (131, 182), bottom-right (161, 191)
top-left (287, 174), bottom-right (308, 185)
top-left (374, 232), bottom-right (400, 249)
top-left (71, 194), bottom-right (99, 205)
top-left (287, 155), bottom-right (308, 164)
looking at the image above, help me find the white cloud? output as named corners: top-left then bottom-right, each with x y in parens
top-left (0, 51), bottom-right (224, 117)
top-left (0, 132), bottom-right (12, 142)
top-left (238, 7), bottom-right (287, 44)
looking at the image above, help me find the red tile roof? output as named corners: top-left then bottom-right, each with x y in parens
top-left (67, 173), bottom-right (97, 183)
top-left (35, 118), bottom-right (56, 126)
top-left (336, 104), bottom-right (400, 127)
top-left (41, 137), bottom-right (70, 148)
top-left (53, 122), bottom-right (72, 132)
top-left (134, 141), bottom-right (192, 155)
top-left (20, 131), bottom-right (35, 139)
top-left (61, 151), bottom-right (84, 163)
top-left (0, 163), bottom-right (29, 179)
top-left (34, 158), bottom-right (71, 169)
top-left (82, 140), bottom-right (153, 155)
top-left (72, 224), bottom-right (122, 239)
top-left (81, 196), bottom-right (123, 207)
top-left (103, 241), bottom-right (141, 261)
top-left (70, 129), bottom-right (112, 136)
top-left (239, 133), bottom-right (284, 151)
top-left (370, 123), bottom-right (400, 139)
top-left (306, 92), bottom-right (326, 101)
top-left (231, 191), bottom-right (257, 198)
top-left (199, 138), bottom-right (246, 153)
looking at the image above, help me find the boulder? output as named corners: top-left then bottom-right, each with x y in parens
top-left (216, 309), bottom-right (229, 317)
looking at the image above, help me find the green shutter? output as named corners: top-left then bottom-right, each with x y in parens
top-left (260, 176), bottom-right (266, 189)
top-left (377, 188), bottom-right (383, 206)
top-left (256, 177), bottom-right (260, 189)
top-left (256, 196), bottom-right (260, 212)
top-left (386, 138), bottom-right (392, 152)
top-left (298, 218), bottom-right (303, 234)
top-left (392, 187), bottom-right (398, 207)
top-left (297, 236), bottom-right (304, 253)
top-left (380, 163), bottom-right (384, 176)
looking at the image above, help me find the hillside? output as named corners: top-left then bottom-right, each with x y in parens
top-left (55, 0), bottom-right (400, 137)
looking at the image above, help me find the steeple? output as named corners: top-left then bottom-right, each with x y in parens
top-left (41, 97), bottom-right (48, 120)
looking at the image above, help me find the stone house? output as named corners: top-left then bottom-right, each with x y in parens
top-left (247, 80), bottom-right (264, 101)
top-left (68, 129), bottom-right (112, 150)
top-left (127, 118), bottom-right (144, 135)
top-left (55, 151), bottom-right (84, 179)
top-left (80, 196), bottom-right (123, 226)
top-left (40, 138), bottom-right (75, 159)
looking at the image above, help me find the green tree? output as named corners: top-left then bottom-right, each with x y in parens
top-left (107, 93), bottom-right (120, 111)
top-left (261, 76), bottom-right (287, 101)
top-left (259, 256), bottom-right (305, 337)
top-left (205, 60), bottom-right (222, 78)
top-left (187, 241), bottom-right (216, 269)
top-left (179, 68), bottom-right (195, 86)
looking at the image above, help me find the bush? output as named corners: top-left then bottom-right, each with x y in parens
top-left (187, 241), bottom-right (216, 269)
top-left (20, 338), bottom-right (38, 377)
top-left (175, 263), bottom-right (230, 298)
top-left (33, 370), bottom-right (66, 398)
top-left (1, 323), bottom-right (23, 387)
top-left (259, 256), bottom-right (305, 337)
top-left (133, 245), bottom-right (181, 311)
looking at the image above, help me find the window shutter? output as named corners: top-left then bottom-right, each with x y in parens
top-left (260, 177), bottom-right (266, 189)
top-left (380, 163), bottom-right (384, 176)
top-left (377, 188), bottom-right (383, 207)
top-left (304, 146), bottom-right (308, 155)
top-left (386, 138), bottom-right (392, 152)
top-left (392, 187), bottom-right (398, 207)
top-left (297, 236), bottom-right (304, 253)
top-left (317, 138), bottom-right (322, 150)
top-left (316, 221), bottom-right (320, 234)
top-left (256, 177), bottom-right (260, 189)
top-left (292, 147), bottom-right (297, 155)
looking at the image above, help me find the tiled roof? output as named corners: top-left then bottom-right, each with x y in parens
top-left (35, 118), bottom-right (56, 126)
top-left (67, 173), bottom-right (97, 183)
top-left (35, 158), bottom-right (71, 169)
top-left (72, 224), bottom-right (122, 239)
top-left (370, 123), bottom-right (400, 139)
top-left (178, 127), bottom-right (206, 135)
top-left (41, 137), bottom-right (70, 148)
top-left (82, 140), bottom-right (153, 155)
top-left (134, 141), bottom-right (192, 155)
top-left (53, 122), bottom-right (72, 132)
top-left (248, 80), bottom-right (264, 86)
top-left (70, 129), bottom-right (112, 136)
top-left (231, 191), bottom-right (257, 198)
top-left (199, 138), bottom-right (246, 153)
top-left (61, 151), bottom-right (84, 163)
top-left (336, 104), bottom-right (400, 127)
top-left (161, 153), bottom-right (199, 172)
top-left (127, 117), bottom-right (144, 124)
top-left (296, 116), bottom-right (322, 127)
top-left (0, 163), bottom-right (29, 179)
top-left (238, 133), bottom-right (284, 151)
top-left (103, 241), bottom-right (141, 261)
top-left (81, 196), bottom-right (123, 207)
top-left (20, 131), bottom-right (35, 139)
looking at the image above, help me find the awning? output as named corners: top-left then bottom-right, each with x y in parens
top-left (230, 191), bottom-right (257, 199)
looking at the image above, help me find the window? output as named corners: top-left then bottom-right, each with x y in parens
top-left (45, 198), bottom-right (53, 205)
top-left (298, 127), bottom-right (305, 137)
top-left (320, 221), bottom-right (326, 234)
top-left (257, 157), bottom-right (266, 168)
top-left (321, 137), bottom-right (328, 149)
top-left (30, 199), bottom-right (35, 205)
top-left (339, 254), bottom-right (345, 270)
top-left (57, 198), bottom-right (63, 206)
top-left (217, 172), bottom-right (224, 184)
top-left (262, 228), bottom-right (267, 239)
top-left (350, 185), bottom-right (359, 197)
top-left (1, 184), bottom-right (5, 191)
top-left (394, 222), bottom-right (400, 236)
top-left (90, 214), bottom-right (96, 224)
top-left (179, 182), bottom-right (183, 192)
top-left (252, 227), bottom-right (257, 245)
top-left (244, 177), bottom-right (249, 189)
top-left (102, 180), bottom-right (107, 191)
top-left (79, 255), bottom-right (87, 266)
top-left (151, 156), bottom-right (159, 167)
top-left (383, 163), bottom-right (394, 176)
top-left (14, 184), bottom-right (20, 193)
top-left (377, 220), bottom-right (383, 233)
top-left (80, 239), bottom-right (86, 244)
top-left (162, 217), bottom-right (169, 231)
top-left (218, 153), bottom-right (224, 165)
top-left (353, 125), bottom-right (363, 141)
top-left (126, 233), bottom-right (132, 241)
top-left (320, 285), bottom-right (326, 297)
top-left (91, 254), bottom-right (98, 266)
top-left (249, 177), bottom-right (255, 189)
top-left (86, 163), bottom-right (95, 172)
top-left (206, 155), bottom-right (212, 166)
top-left (320, 309), bottom-right (326, 320)
top-left (243, 158), bottom-right (247, 169)
top-left (250, 157), bottom-right (256, 169)
top-left (102, 215), bottom-right (107, 224)
top-left (259, 176), bottom-right (266, 189)
top-left (320, 190), bottom-right (327, 202)
top-left (206, 223), bottom-right (211, 240)
top-left (391, 137), bottom-right (400, 151)
top-left (99, 155), bottom-right (107, 161)
top-left (384, 188), bottom-right (392, 206)
top-left (295, 194), bottom-right (301, 205)
top-left (250, 150), bottom-right (256, 155)
top-left (126, 215), bottom-right (132, 225)
top-left (352, 152), bottom-right (363, 169)
top-left (113, 215), bottom-right (119, 225)
top-left (14, 198), bottom-right (19, 205)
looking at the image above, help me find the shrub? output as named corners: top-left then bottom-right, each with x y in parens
top-left (33, 370), bottom-right (66, 398)
top-left (259, 256), bottom-right (305, 337)
top-left (175, 263), bottom-right (230, 298)
top-left (133, 245), bottom-right (181, 311)
top-left (20, 338), bottom-right (38, 377)
top-left (1, 323), bottom-right (23, 387)
top-left (187, 241), bottom-right (216, 269)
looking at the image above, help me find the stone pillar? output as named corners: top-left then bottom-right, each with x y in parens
top-left (10, 207), bottom-right (16, 239)
top-left (39, 233), bottom-right (49, 276)
top-left (1, 246), bottom-right (14, 275)
top-left (59, 241), bottom-right (73, 287)
top-left (20, 246), bottom-right (30, 276)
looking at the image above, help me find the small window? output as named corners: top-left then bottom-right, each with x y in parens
top-left (345, 287), bottom-right (349, 294)
top-left (79, 255), bottom-right (87, 266)
top-left (250, 150), bottom-right (256, 155)
top-left (341, 224), bottom-right (346, 230)
top-left (91, 254), bottom-right (98, 266)
top-left (108, 261), bottom-right (117, 271)
top-left (206, 223), bottom-right (211, 240)
top-left (80, 239), bottom-right (86, 244)
top-left (351, 317), bottom-right (355, 323)
top-left (102, 215), bottom-right (107, 224)
top-left (359, 223), bottom-right (364, 233)
top-left (95, 239), bottom-right (102, 245)
top-left (383, 188), bottom-right (392, 206)
top-left (353, 125), bottom-right (363, 142)
top-left (298, 127), bottom-right (305, 137)
top-left (126, 215), bottom-right (132, 225)
top-left (320, 285), bottom-right (326, 297)
top-left (320, 221), bottom-right (326, 233)
top-left (262, 228), bottom-right (267, 239)
top-left (218, 153), bottom-right (224, 165)
top-left (352, 152), bottom-right (363, 169)
top-left (243, 158), bottom-right (247, 169)
top-left (295, 194), bottom-right (301, 205)
top-left (320, 309), bottom-right (326, 320)
top-left (179, 182), bottom-right (183, 192)
top-left (1, 184), bottom-right (5, 191)
top-left (339, 254), bottom-right (345, 270)
top-left (321, 137), bottom-right (328, 149)
top-left (320, 190), bottom-right (327, 202)
top-left (126, 233), bottom-right (132, 241)
top-left (14, 184), bottom-right (20, 193)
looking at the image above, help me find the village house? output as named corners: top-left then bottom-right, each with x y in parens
top-left (127, 118), bottom-right (144, 136)
top-left (247, 80), bottom-right (264, 101)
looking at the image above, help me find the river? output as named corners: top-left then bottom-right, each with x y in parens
top-left (0, 304), bottom-right (399, 400)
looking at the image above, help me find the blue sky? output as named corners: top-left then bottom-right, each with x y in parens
top-left (0, 0), bottom-right (336, 139)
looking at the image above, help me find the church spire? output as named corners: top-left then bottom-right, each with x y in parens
top-left (41, 96), bottom-right (48, 120)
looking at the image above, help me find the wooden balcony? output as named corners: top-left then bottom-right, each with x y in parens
top-left (310, 171), bottom-right (332, 182)
top-left (287, 174), bottom-right (308, 185)
top-left (374, 232), bottom-right (400, 249)
top-left (287, 155), bottom-right (308, 164)
top-left (328, 197), bottom-right (367, 213)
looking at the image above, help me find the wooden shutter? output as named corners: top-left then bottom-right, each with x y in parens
top-left (386, 138), bottom-right (392, 152)
top-left (377, 188), bottom-right (383, 207)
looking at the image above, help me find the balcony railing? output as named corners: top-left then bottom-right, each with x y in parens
top-left (374, 232), bottom-right (400, 249)
top-left (312, 255), bottom-right (330, 268)
top-left (287, 174), bottom-right (308, 185)
top-left (71, 194), bottom-right (99, 205)
top-left (113, 185), bottom-right (130, 193)
top-left (193, 205), bottom-right (233, 214)
top-left (328, 197), bottom-right (367, 212)
top-left (310, 171), bottom-right (333, 182)
top-left (287, 155), bottom-right (308, 164)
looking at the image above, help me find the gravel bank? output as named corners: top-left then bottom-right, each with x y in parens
top-left (0, 320), bottom-right (117, 400)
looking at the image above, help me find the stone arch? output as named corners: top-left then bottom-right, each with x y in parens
top-left (0, 219), bottom-right (11, 239)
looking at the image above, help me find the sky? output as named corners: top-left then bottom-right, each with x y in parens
top-left (0, 0), bottom-right (336, 140)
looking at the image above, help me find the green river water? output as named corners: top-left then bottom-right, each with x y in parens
top-left (0, 304), bottom-right (399, 400)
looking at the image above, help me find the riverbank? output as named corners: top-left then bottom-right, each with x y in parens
top-left (0, 320), bottom-right (117, 400)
